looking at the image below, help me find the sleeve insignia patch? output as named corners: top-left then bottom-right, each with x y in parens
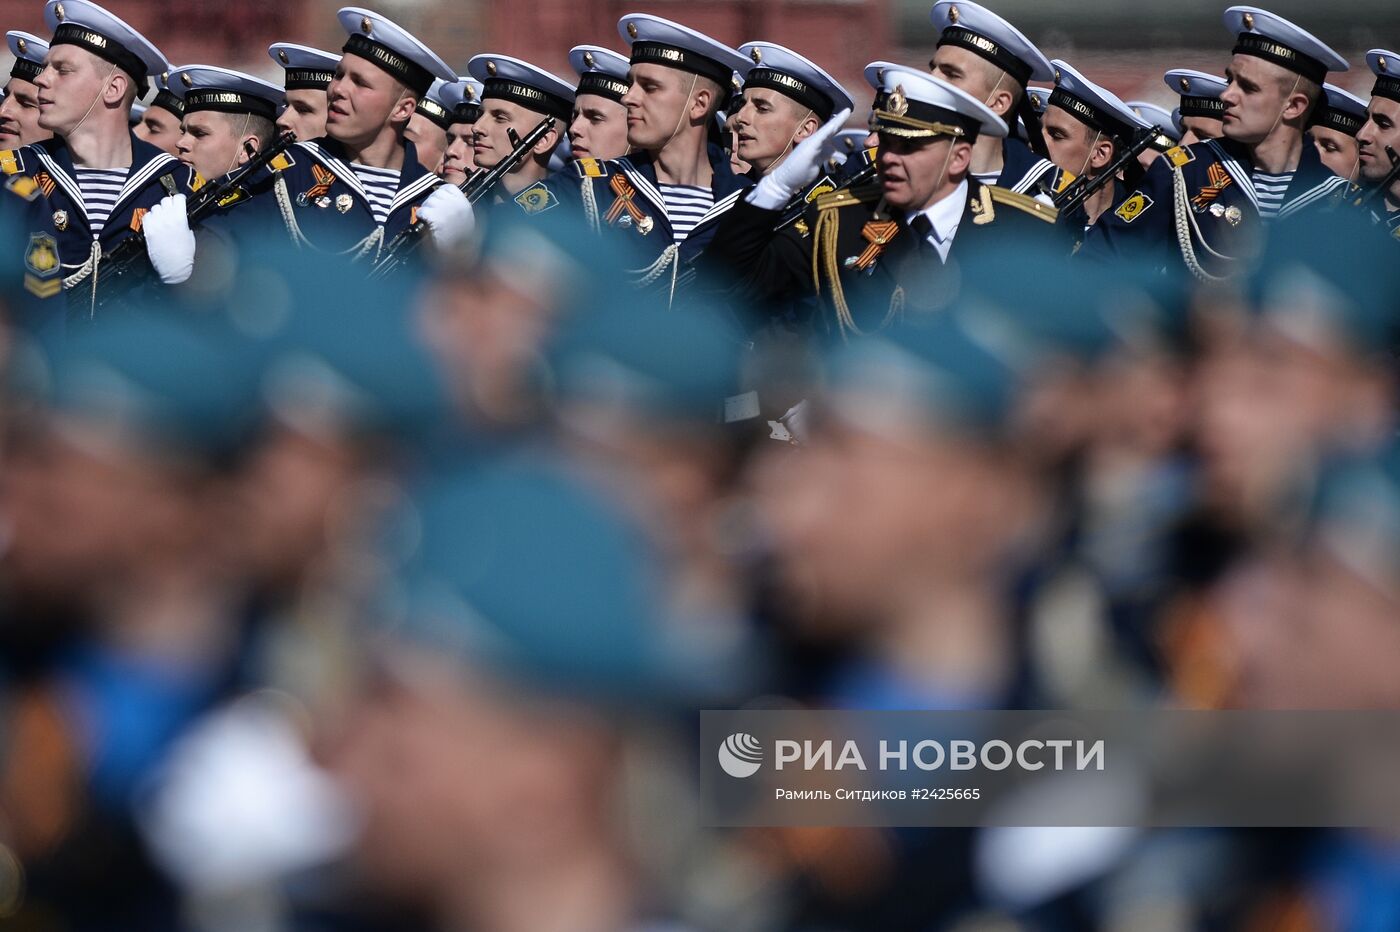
top-left (1115, 192), bottom-right (1154, 223)
top-left (5, 174), bottom-right (40, 200)
top-left (24, 232), bottom-right (61, 298)
top-left (514, 181), bottom-right (559, 215)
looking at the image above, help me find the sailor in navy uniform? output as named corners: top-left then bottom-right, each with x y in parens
top-left (1041, 59), bottom-right (1153, 232)
top-left (405, 77), bottom-right (455, 173)
top-left (464, 53), bottom-right (575, 217)
top-left (439, 77), bottom-right (483, 187)
top-left (567, 46), bottom-right (631, 163)
top-left (1310, 83), bottom-right (1367, 182)
top-left (14, 0), bottom-right (198, 316)
top-left (1080, 6), bottom-right (1352, 281)
top-left (1, 32), bottom-right (52, 148)
top-left (703, 69), bottom-right (1060, 339)
top-left (730, 42), bottom-right (853, 190)
top-left (572, 13), bottom-right (753, 302)
top-left (165, 65), bottom-right (283, 190)
top-left (928, 1), bottom-right (1061, 197)
top-left (268, 43), bottom-right (340, 143)
top-left (1164, 69), bottom-right (1227, 144)
top-left (1355, 49), bottom-right (1400, 240)
top-left (245, 6), bottom-right (471, 265)
top-left (132, 67), bottom-right (184, 155)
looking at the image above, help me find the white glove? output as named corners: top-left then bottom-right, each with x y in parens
top-left (747, 108), bottom-right (853, 210)
top-left (417, 183), bottom-right (475, 249)
top-left (142, 194), bottom-right (196, 284)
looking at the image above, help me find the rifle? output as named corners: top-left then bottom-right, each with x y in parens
top-left (775, 161), bottom-right (877, 231)
top-left (370, 116), bottom-right (556, 279)
top-left (1054, 125), bottom-right (1165, 220)
top-left (1356, 145), bottom-right (1400, 212)
top-left (90, 130), bottom-right (297, 309)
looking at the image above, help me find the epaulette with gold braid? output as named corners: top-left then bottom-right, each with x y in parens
top-left (814, 180), bottom-right (882, 212)
top-left (987, 186), bottom-right (1059, 224)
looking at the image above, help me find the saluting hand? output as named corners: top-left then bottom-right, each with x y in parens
top-left (747, 108), bottom-right (854, 211)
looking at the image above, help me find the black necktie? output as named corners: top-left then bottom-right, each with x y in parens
top-left (909, 214), bottom-right (935, 257)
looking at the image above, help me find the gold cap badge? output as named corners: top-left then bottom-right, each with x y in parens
top-left (278, 49), bottom-right (289, 65)
top-left (949, 5), bottom-right (959, 24)
top-left (583, 51), bottom-right (595, 68)
top-left (888, 84), bottom-right (908, 116)
top-left (1242, 11), bottom-right (1254, 29)
top-left (361, 15), bottom-right (372, 34)
top-left (1179, 76), bottom-right (1190, 92)
top-left (750, 47), bottom-right (762, 64)
top-left (180, 72), bottom-right (192, 87)
top-left (16, 38), bottom-right (26, 54)
top-left (1381, 56), bottom-right (1390, 73)
top-left (486, 60), bottom-right (497, 76)
top-left (626, 22), bottom-right (638, 39)
top-left (53, 3), bottom-right (65, 22)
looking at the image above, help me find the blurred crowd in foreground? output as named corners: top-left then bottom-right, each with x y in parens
top-left (1, 203), bottom-right (1400, 931)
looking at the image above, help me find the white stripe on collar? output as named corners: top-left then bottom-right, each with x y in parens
top-left (1203, 139), bottom-right (1257, 209)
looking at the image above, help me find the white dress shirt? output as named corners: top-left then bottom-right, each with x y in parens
top-left (906, 179), bottom-right (969, 263)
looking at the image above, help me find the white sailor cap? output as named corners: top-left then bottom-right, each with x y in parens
top-left (737, 41), bottom-right (854, 121)
top-left (1048, 59), bottom-right (1145, 141)
top-left (440, 77), bottom-right (485, 122)
top-left (617, 13), bottom-right (750, 89)
top-left (145, 67), bottom-right (186, 118)
top-left (128, 101), bottom-right (145, 124)
top-left (1127, 101), bottom-right (1177, 134)
top-left (820, 128), bottom-right (873, 168)
top-left (413, 77), bottom-right (456, 130)
top-left (468, 53), bottom-right (576, 123)
top-left (268, 43), bottom-right (340, 91)
top-left (863, 60), bottom-right (922, 113)
top-left (1366, 49), bottom-right (1400, 104)
top-left (1127, 100), bottom-right (1180, 149)
top-left (167, 64), bottom-right (284, 121)
top-left (6, 31), bottom-right (48, 83)
top-left (1223, 6), bottom-right (1348, 83)
top-left (871, 67), bottom-right (1006, 140)
top-left (929, 0), bottom-right (1053, 84)
top-left (1314, 82), bottom-right (1369, 136)
top-left (1163, 68), bottom-right (1228, 130)
top-left (43, 0), bottom-right (167, 95)
top-left (570, 45), bottom-right (631, 104)
top-left (337, 6), bottom-right (454, 97)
